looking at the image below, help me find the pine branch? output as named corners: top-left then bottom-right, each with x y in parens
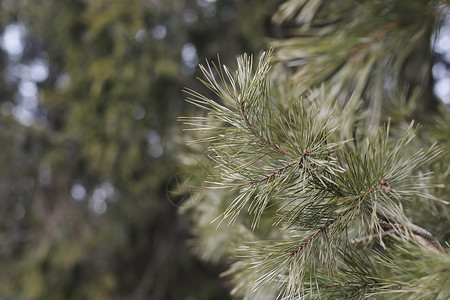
top-left (246, 150), bottom-right (307, 184)
top-left (238, 94), bottom-right (292, 157)
top-left (347, 21), bottom-right (398, 61)
top-left (284, 215), bottom-right (340, 256)
top-left (359, 178), bottom-right (391, 195)
top-left (378, 219), bottom-right (444, 253)
top-left (370, 239), bottom-right (450, 299)
top-left (284, 167), bottom-right (439, 257)
top-left (183, 45), bottom-right (447, 298)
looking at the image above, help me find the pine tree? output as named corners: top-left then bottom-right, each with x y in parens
top-left (181, 0), bottom-right (450, 299)
top-left (0, 0), bottom-right (275, 298)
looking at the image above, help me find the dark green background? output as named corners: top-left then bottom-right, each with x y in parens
top-left (0, 0), bottom-right (281, 299)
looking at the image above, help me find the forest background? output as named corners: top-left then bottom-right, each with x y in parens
top-left (0, 0), bottom-right (281, 299)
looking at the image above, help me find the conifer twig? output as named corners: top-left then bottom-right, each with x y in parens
top-left (378, 219), bottom-right (444, 253)
top-left (348, 21), bottom-right (398, 61)
top-left (358, 177), bottom-right (444, 253)
top-left (285, 216), bottom-right (340, 256)
top-left (246, 150), bottom-right (308, 184)
top-left (359, 178), bottom-right (391, 195)
top-left (238, 94), bottom-right (292, 157)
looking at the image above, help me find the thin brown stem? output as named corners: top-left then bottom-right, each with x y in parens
top-left (246, 149), bottom-right (308, 184)
top-left (238, 94), bottom-right (291, 156)
top-left (247, 159), bottom-right (300, 185)
top-left (378, 219), bottom-right (444, 253)
top-left (285, 216), bottom-right (340, 256)
top-left (348, 21), bottom-right (398, 61)
top-left (359, 178), bottom-right (391, 195)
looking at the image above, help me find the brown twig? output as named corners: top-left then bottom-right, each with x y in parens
top-left (285, 216), bottom-right (340, 256)
top-left (348, 21), bottom-right (398, 61)
top-left (378, 219), bottom-right (444, 253)
top-left (359, 178), bottom-right (391, 195)
top-left (360, 181), bottom-right (444, 253)
top-left (286, 176), bottom-right (444, 256)
top-left (246, 149), bottom-right (308, 184)
top-left (238, 94), bottom-right (291, 156)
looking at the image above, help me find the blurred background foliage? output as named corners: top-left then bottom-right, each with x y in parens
top-left (0, 0), bottom-right (282, 299)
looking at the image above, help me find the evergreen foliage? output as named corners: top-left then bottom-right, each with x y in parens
top-left (182, 0), bottom-right (450, 298)
top-left (0, 0), bottom-right (277, 298)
